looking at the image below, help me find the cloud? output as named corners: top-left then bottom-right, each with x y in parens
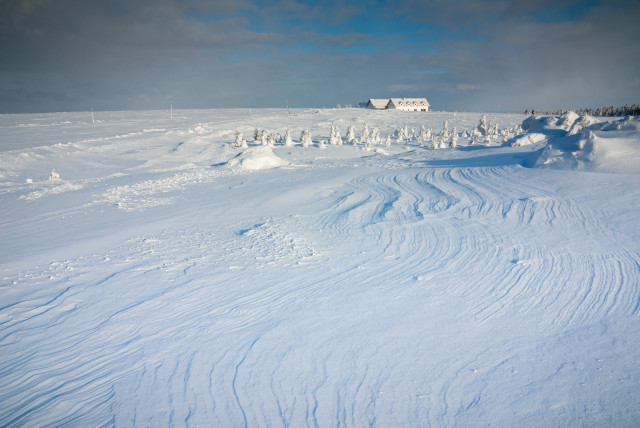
top-left (0, 0), bottom-right (638, 112)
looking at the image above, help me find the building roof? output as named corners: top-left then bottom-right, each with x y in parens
top-left (388, 97), bottom-right (430, 107)
top-left (367, 98), bottom-right (390, 109)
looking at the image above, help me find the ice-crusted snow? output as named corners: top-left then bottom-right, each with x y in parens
top-left (0, 108), bottom-right (639, 426)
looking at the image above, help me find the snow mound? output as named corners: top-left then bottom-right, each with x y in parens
top-left (227, 146), bottom-right (288, 170)
top-left (511, 133), bottom-right (547, 147)
top-left (568, 114), bottom-right (599, 135)
top-left (528, 122), bottom-right (640, 173)
top-left (521, 115), bottom-right (561, 133)
top-left (556, 111), bottom-right (580, 130)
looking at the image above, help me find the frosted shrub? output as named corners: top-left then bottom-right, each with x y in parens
top-left (450, 127), bottom-right (458, 148)
top-left (476, 115), bottom-right (489, 136)
top-left (300, 129), bottom-right (312, 147)
top-left (283, 129), bottom-right (294, 146)
top-left (417, 125), bottom-right (429, 144)
top-left (385, 135), bottom-right (391, 147)
top-left (329, 122), bottom-right (342, 145)
top-left (267, 132), bottom-right (277, 147)
top-left (470, 128), bottom-right (482, 145)
top-left (395, 125), bottom-right (406, 143)
top-left (370, 127), bottom-right (381, 146)
top-left (260, 129), bottom-right (269, 146)
top-left (488, 121), bottom-right (499, 140)
top-left (361, 123), bottom-right (370, 145)
top-left (234, 131), bottom-right (248, 148)
top-left (514, 124), bottom-right (524, 136)
top-left (440, 121), bottom-right (450, 141)
top-left (345, 125), bottom-right (356, 145)
top-left (430, 135), bottom-right (441, 150)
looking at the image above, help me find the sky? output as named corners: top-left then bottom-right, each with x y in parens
top-left (1, 0), bottom-right (639, 113)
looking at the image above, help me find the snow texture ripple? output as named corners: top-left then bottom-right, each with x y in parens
top-left (0, 109), bottom-right (639, 426)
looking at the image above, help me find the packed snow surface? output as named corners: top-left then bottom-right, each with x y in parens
top-left (1, 108), bottom-right (639, 426)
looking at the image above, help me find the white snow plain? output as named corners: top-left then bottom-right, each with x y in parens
top-left (1, 108), bottom-right (639, 426)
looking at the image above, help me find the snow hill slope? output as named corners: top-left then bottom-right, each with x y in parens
top-left (1, 109), bottom-right (639, 426)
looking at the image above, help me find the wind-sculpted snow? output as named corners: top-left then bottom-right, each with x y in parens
top-left (1, 109), bottom-right (639, 426)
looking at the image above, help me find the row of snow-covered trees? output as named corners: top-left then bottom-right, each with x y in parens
top-left (540, 104), bottom-right (640, 117)
top-left (234, 116), bottom-right (525, 149)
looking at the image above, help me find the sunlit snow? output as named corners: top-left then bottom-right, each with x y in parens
top-left (1, 108), bottom-right (639, 426)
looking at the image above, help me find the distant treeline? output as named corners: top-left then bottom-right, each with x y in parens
top-left (540, 104), bottom-right (640, 117)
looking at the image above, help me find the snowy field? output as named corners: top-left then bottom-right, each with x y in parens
top-left (1, 108), bottom-right (639, 426)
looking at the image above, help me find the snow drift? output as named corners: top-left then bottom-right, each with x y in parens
top-left (226, 145), bottom-right (288, 170)
top-left (522, 113), bottom-right (640, 173)
top-left (1, 108), bottom-right (639, 427)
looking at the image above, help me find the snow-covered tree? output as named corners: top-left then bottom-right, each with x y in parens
top-left (260, 129), bottom-right (270, 145)
top-left (345, 125), bottom-right (356, 145)
top-left (253, 128), bottom-right (260, 145)
top-left (430, 135), bottom-right (440, 150)
top-left (361, 123), bottom-right (370, 145)
top-left (384, 134), bottom-right (392, 147)
top-left (395, 125), bottom-right (406, 143)
top-left (329, 122), bottom-right (342, 145)
top-left (266, 132), bottom-right (277, 147)
top-left (417, 125), bottom-right (429, 144)
top-left (234, 131), bottom-right (248, 148)
top-left (370, 127), bottom-right (381, 146)
top-left (475, 115), bottom-right (489, 136)
top-left (470, 127), bottom-right (482, 145)
top-left (283, 129), bottom-right (294, 146)
top-left (450, 127), bottom-right (458, 148)
top-left (300, 129), bottom-right (312, 147)
top-left (487, 121), bottom-right (499, 140)
top-left (440, 121), bottom-right (450, 141)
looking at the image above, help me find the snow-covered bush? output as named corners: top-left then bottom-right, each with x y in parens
top-left (234, 131), bottom-right (248, 148)
top-left (440, 121), bottom-right (450, 143)
top-left (370, 127), bottom-right (381, 146)
top-left (260, 129), bottom-right (270, 146)
top-left (487, 120), bottom-right (499, 140)
top-left (384, 135), bottom-right (391, 147)
top-left (450, 127), bottom-right (458, 148)
top-left (470, 127), bottom-right (482, 145)
top-left (300, 129), bottom-right (312, 147)
top-left (476, 115), bottom-right (489, 136)
top-left (283, 129), bottom-right (294, 146)
top-left (345, 125), bottom-right (356, 145)
top-left (416, 125), bottom-right (428, 143)
top-left (361, 123), bottom-right (370, 145)
top-left (395, 125), bottom-right (407, 143)
top-left (329, 122), bottom-right (342, 145)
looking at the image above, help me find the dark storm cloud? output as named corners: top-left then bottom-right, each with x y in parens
top-left (0, 0), bottom-right (638, 112)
